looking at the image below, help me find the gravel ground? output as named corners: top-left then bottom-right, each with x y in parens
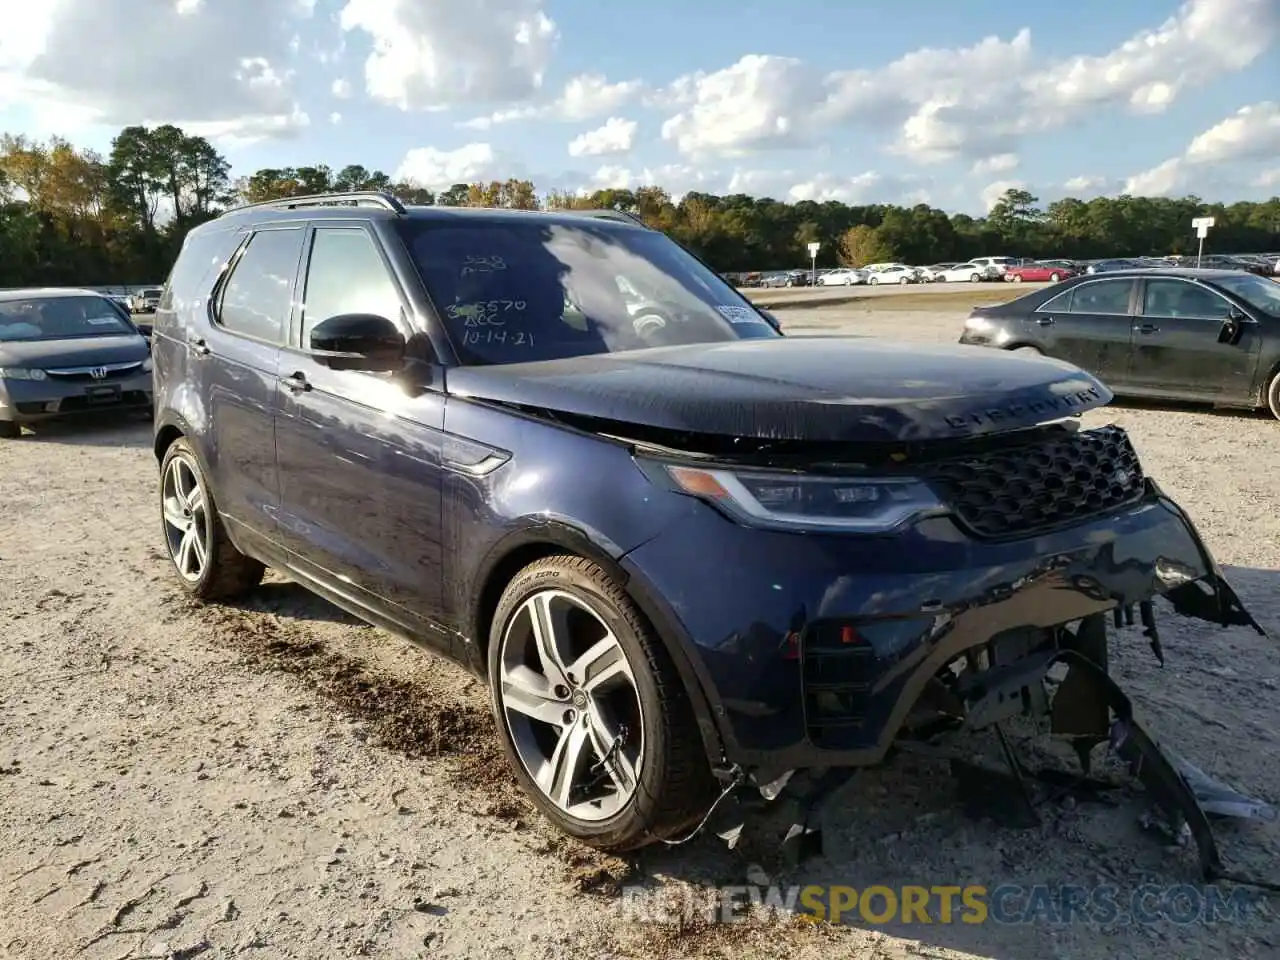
top-left (2, 303), bottom-right (1278, 960)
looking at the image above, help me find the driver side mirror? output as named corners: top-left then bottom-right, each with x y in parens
top-left (1218, 307), bottom-right (1247, 345)
top-left (759, 309), bottom-right (783, 333)
top-left (309, 313), bottom-right (405, 372)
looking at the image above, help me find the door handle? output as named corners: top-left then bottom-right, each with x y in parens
top-left (1137, 323), bottom-right (1159, 334)
top-left (190, 337), bottom-right (210, 356)
top-left (1036, 316), bottom-right (1055, 326)
top-left (280, 371), bottom-right (311, 393)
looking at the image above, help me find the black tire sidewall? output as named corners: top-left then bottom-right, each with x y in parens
top-left (0, 420), bottom-right (20, 438)
top-left (486, 559), bottom-right (676, 847)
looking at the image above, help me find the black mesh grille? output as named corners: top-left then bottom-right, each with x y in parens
top-left (925, 425), bottom-right (1145, 538)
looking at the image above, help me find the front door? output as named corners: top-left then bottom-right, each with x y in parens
top-left (1125, 277), bottom-right (1262, 402)
top-left (1028, 277), bottom-right (1137, 386)
top-left (195, 225), bottom-right (306, 546)
top-left (273, 222), bottom-right (450, 644)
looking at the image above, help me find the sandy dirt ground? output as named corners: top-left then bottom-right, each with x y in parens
top-left (2, 300), bottom-right (1278, 960)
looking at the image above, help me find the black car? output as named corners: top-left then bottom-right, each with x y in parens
top-left (958, 268), bottom-right (1280, 419)
top-left (149, 193), bottom-right (1258, 859)
top-left (0, 288), bottom-right (153, 437)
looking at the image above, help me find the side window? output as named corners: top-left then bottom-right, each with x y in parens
top-left (160, 229), bottom-right (234, 312)
top-left (1067, 280), bottom-right (1131, 315)
top-left (215, 228), bottom-right (304, 343)
top-left (1143, 279), bottom-right (1232, 319)
top-left (300, 228), bottom-right (404, 345)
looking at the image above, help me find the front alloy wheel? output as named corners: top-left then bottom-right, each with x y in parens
top-left (489, 556), bottom-right (715, 851)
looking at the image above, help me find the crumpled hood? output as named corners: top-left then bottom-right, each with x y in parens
top-left (445, 337), bottom-right (1112, 443)
top-left (0, 334), bottom-right (148, 369)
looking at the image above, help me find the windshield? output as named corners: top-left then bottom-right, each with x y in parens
top-left (396, 218), bottom-right (779, 365)
top-left (1217, 275), bottom-right (1280, 316)
top-left (141, 289), bottom-right (162, 297)
top-left (0, 295), bottom-right (136, 342)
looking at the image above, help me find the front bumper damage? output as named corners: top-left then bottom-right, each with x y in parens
top-left (656, 489), bottom-right (1277, 891)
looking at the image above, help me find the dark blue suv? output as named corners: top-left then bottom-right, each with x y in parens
top-left (151, 191), bottom-right (1261, 856)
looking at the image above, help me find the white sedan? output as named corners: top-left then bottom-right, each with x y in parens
top-left (866, 265), bottom-right (916, 285)
top-left (932, 262), bottom-right (987, 283)
top-left (817, 269), bottom-right (865, 286)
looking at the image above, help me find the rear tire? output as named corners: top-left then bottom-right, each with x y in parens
top-left (1267, 373), bottom-right (1280, 421)
top-left (0, 420), bottom-right (20, 439)
top-left (970, 274), bottom-right (981, 283)
top-left (1012, 274), bottom-right (1024, 283)
top-left (1049, 273), bottom-right (1061, 282)
top-left (1014, 345), bottom-right (1044, 357)
top-left (487, 555), bottom-right (716, 852)
top-left (159, 437), bottom-right (265, 600)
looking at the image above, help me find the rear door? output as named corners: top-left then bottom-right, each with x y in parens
top-left (273, 220), bottom-right (452, 645)
top-left (1125, 277), bottom-right (1262, 402)
top-left (1027, 278), bottom-right (1137, 385)
top-left (196, 225), bottom-right (306, 546)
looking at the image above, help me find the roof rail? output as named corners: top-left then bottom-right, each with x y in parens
top-left (221, 190), bottom-right (408, 217)
top-left (567, 209), bottom-right (649, 228)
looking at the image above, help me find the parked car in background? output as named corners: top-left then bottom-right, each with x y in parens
top-left (919, 263), bottom-right (960, 281)
top-left (762, 270), bottom-right (810, 288)
top-left (1197, 254), bottom-right (1273, 277)
top-left (0, 288), bottom-right (153, 437)
top-left (933, 262), bottom-right (988, 283)
top-left (958, 268), bottom-right (1280, 419)
top-left (817, 268), bottom-right (865, 286)
top-left (1085, 258), bottom-right (1143, 274)
top-left (865, 264), bottom-right (917, 285)
top-left (1004, 262), bottom-right (1078, 283)
top-left (970, 256), bottom-right (1018, 279)
top-left (132, 287), bottom-right (163, 313)
top-left (149, 192), bottom-right (1260, 857)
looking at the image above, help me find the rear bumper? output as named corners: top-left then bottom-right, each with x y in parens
top-left (621, 480), bottom-right (1259, 778)
top-left (0, 373), bottom-right (152, 423)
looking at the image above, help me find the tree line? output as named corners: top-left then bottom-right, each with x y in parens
top-left (1, 124), bottom-right (1277, 287)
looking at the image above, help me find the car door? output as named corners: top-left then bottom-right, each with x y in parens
top-left (1124, 277), bottom-right (1262, 402)
top-left (1027, 278), bottom-right (1137, 385)
top-left (197, 225), bottom-right (305, 548)
top-left (273, 220), bottom-right (452, 645)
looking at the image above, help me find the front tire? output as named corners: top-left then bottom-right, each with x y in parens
top-left (1267, 373), bottom-right (1280, 421)
top-left (0, 420), bottom-right (20, 439)
top-left (869, 277), bottom-right (879, 286)
top-left (1012, 274), bottom-right (1024, 283)
top-left (159, 437), bottom-right (265, 600)
top-left (487, 555), bottom-right (715, 852)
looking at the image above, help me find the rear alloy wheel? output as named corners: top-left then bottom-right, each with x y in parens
top-left (970, 274), bottom-right (982, 283)
top-left (1049, 272), bottom-right (1061, 282)
top-left (1267, 373), bottom-right (1280, 421)
top-left (489, 556), bottom-right (715, 851)
top-left (0, 420), bottom-right (19, 439)
top-left (899, 276), bottom-right (910, 285)
top-left (159, 437), bottom-right (265, 600)
top-left (1012, 274), bottom-right (1024, 283)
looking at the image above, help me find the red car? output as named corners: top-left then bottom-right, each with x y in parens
top-left (1005, 262), bottom-right (1077, 283)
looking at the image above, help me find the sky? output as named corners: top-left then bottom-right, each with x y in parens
top-left (0, 0), bottom-right (1276, 215)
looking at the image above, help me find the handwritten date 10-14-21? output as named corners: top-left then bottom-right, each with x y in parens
top-left (462, 329), bottom-right (535, 347)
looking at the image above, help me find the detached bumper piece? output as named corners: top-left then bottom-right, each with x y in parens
top-left (697, 608), bottom-right (1279, 892)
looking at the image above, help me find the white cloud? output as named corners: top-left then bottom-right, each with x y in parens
top-left (567, 117), bottom-right (637, 157)
top-left (331, 78), bottom-right (352, 99)
top-left (788, 171), bottom-right (926, 205)
top-left (460, 73), bottom-right (643, 129)
top-left (980, 180), bottom-right (1026, 212)
top-left (394, 143), bottom-right (514, 188)
top-left (338, 0), bottom-right (557, 111)
top-left (1064, 175), bottom-right (1111, 193)
top-left (972, 153), bottom-right (1019, 176)
top-left (1123, 101), bottom-right (1280, 196)
top-left (0, 0), bottom-right (312, 142)
top-left (1254, 168), bottom-right (1280, 189)
top-left (329, 112), bottom-right (342, 125)
top-left (654, 0), bottom-right (1279, 163)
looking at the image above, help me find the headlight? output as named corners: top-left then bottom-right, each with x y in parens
top-left (649, 462), bottom-right (946, 533)
top-left (142, 356), bottom-right (153, 372)
top-left (0, 367), bottom-right (47, 381)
